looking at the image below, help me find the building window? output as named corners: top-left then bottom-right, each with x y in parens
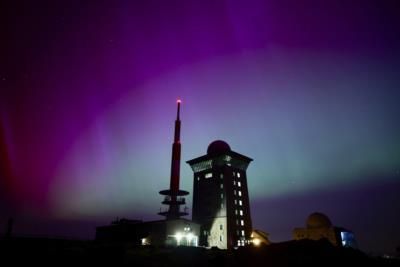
top-left (238, 181), bottom-right (241, 187)
top-left (235, 209), bottom-right (238, 215)
top-left (234, 190), bottom-right (236, 195)
top-left (240, 220), bottom-right (244, 226)
top-left (233, 181), bottom-right (236, 186)
top-left (220, 235), bottom-right (223, 242)
top-left (221, 203), bottom-right (224, 209)
top-left (238, 191), bottom-right (242, 196)
top-left (236, 230), bottom-right (240, 236)
top-left (233, 172), bottom-right (236, 177)
top-left (241, 230), bottom-right (245, 236)
top-left (239, 200), bottom-right (242, 206)
top-left (220, 224), bottom-right (223, 230)
top-left (197, 177), bottom-right (200, 181)
top-left (237, 172), bottom-right (241, 178)
top-left (205, 173), bottom-right (212, 178)
top-left (240, 210), bottom-right (243, 216)
top-left (203, 230), bottom-right (208, 236)
top-left (234, 199), bottom-right (237, 205)
top-left (220, 184), bottom-right (223, 189)
top-left (220, 174), bottom-right (223, 179)
top-left (220, 193), bottom-right (224, 199)
top-left (236, 219), bottom-right (239, 225)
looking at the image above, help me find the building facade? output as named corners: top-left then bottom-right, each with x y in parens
top-left (187, 140), bottom-right (253, 249)
top-left (96, 218), bottom-right (200, 246)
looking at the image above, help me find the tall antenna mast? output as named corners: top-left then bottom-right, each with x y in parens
top-left (158, 99), bottom-right (188, 219)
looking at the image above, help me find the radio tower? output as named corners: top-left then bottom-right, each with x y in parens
top-left (158, 100), bottom-right (189, 219)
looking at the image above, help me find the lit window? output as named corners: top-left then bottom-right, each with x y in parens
top-left (221, 203), bottom-right (224, 209)
top-left (238, 191), bottom-right (242, 196)
top-left (197, 177), bottom-right (200, 181)
top-left (233, 181), bottom-right (236, 186)
top-left (220, 174), bottom-right (223, 179)
top-left (233, 172), bottom-right (236, 177)
top-left (240, 210), bottom-right (243, 216)
top-left (205, 173), bottom-right (212, 178)
top-left (220, 224), bottom-right (223, 230)
top-left (234, 199), bottom-right (237, 205)
top-left (239, 200), bottom-right (242, 206)
top-left (241, 230), bottom-right (245, 236)
top-left (238, 181), bottom-right (241, 187)
top-left (241, 220), bottom-right (244, 226)
top-left (220, 184), bottom-right (223, 189)
top-left (221, 193), bottom-right (224, 199)
top-left (235, 209), bottom-right (238, 215)
top-left (234, 190), bottom-right (236, 195)
top-left (237, 173), bottom-right (241, 178)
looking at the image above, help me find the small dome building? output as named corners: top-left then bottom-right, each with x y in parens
top-left (293, 212), bottom-right (357, 248)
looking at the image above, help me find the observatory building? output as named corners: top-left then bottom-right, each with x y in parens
top-left (187, 140), bottom-right (253, 249)
top-left (293, 212), bottom-right (357, 249)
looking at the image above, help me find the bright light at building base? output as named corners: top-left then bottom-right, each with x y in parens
top-left (252, 238), bottom-right (261, 246)
top-left (173, 231), bottom-right (198, 247)
top-left (175, 232), bottom-right (183, 245)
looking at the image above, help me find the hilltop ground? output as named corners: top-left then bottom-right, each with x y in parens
top-left (0, 238), bottom-right (398, 266)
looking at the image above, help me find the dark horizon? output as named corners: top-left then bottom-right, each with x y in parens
top-left (1, 0), bottom-right (400, 255)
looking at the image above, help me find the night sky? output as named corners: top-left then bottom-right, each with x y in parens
top-left (1, 0), bottom-right (400, 254)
